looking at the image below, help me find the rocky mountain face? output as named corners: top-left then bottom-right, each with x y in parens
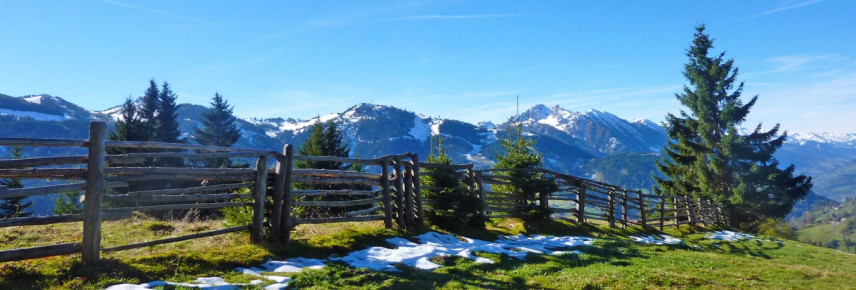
top-left (2, 93), bottom-right (855, 204)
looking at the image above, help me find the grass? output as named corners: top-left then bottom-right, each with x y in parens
top-left (1, 214), bottom-right (856, 289)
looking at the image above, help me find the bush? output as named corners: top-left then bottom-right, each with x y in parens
top-left (757, 218), bottom-right (798, 240)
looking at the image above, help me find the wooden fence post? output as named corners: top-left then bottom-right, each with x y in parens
top-left (686, 195), bottom-right (696, 226)
top-left (697, 198), bottom-right (707, 227)
top-left (608, 190), bottom-right (616, 228)
top-left (403, 162), bottom-right (415, 227)
top-left (465, 165), bottom-right (476, 194)
top-left (410, 154), bottom-right (423, 225)
top-left (280, 145), bottom-right (294, 243)
top-left (658, 194), bottom-right (665, 231)
top-left (673, 197), bottom-right (679, 229)
top-left (637, 190), bottom-right (646, 228)
top-left (251, 156), bottom-right (268, 243)
top-left (273, 145), bottom-right (293, 243)
top-left (392, 159), bottom-right (405, 229)
top-left (82, 121), bottom-right (106, 264)
top-left (621, 190), bottom-right (628, 228)
top-left (576, 184), bottom-right (586, 223)
top-left (381, 158), bottom-right (392, 229)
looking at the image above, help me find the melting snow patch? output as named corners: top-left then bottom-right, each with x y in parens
top-left (706, 230), bottom-right (755, 241)
top-left (630, 234), bottom-right (683, 245)
top-left (331, 232), bottom-right (593, 272)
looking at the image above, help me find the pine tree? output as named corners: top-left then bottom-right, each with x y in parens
top-left (156, 82), bottom-right (183, 143)
top-left (54, 191), bottom-right (82, 215)
top-left (1, 146), bottom-right (32, 218)
top-left (296, 120), bottom-right (349, 170)
top-left (194, 93), bottom-right (241, 168)
top-left (654, 25), bottom-right (812, 229)
top-left (108, 97), bottom-right (146, 152)
top-left (139, 79), bottom-right (160, 141)
top-left (493, 99), bottom-right (556, 220)
top-left (422, 131), bottom-right (485, 230)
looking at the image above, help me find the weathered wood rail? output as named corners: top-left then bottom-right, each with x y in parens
top-left (0, 121), bottom-right (721, 264)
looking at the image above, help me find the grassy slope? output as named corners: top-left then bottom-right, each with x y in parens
top-left (1, 215), bottom-right (854, 289)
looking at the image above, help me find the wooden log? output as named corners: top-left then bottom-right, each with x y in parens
top-left (0, 242), bottom-right (81, 263)
top-left (621, 191), bottom-right (628, 228)
top-left (403, 163), bottom-right (415, 227)
top-left (270, 149), bottom-right (287, 243)
top-left (251, 157), bottom-right (269, 244)
top-left (293, 169), bottom-right (381, 181)
top-left (281, 145), bottom-right (294, 244)
top-left (419, 162), bottom-right (471, 170)
top-left (106, 193), bottom-right (254, 203)
top-left (292, 176), bottom-right (379, 186)
top-left (123, 182), bottom-right (252, 198)
top-left (393, 159), bottom-right (405, 229)
top-left (550, 208), bottom-right (577, 213)
top-left (0, 214), bottom-right (82, 228)
top-left (291, 189), bottom-right (376, 197)
top-left (607, 190), bottom-right (616, 228)
top-left (410, 154), bottom-right (423, 225)
top-left (659, 195), bottom-right (666, 231)
top-left (83, 121), bottom-right (106, 264)
top-left (105, 140), bottom-right (275, 154)
top-left (0, 168), bottom-right (86, 179)
top-left (102, 202), bottom-right (249, 213)
top-left (481, 180), bottom-right (512, 186)
top-left (577, 186), bottom-right (587, 223)
top-left (380, 158), bottom-right (392, 229)
top-left (293, 155), bottom-right (382, 166)
top-left (636, 190), bottom-right (647, 227)
top-left (105, 167), bottom-right (255, 176)
top-left (0, 181), bottom-right (125, 199)
top-left (486, 214), bottom-right (515, 218)
top-left (548, 197), bottom-right (578, 201)
top-left (292, 197), bottom-right (381, 207)
top-left (102, 225), bottom-right (250, 253)
top-left (107, 174), bottom-right (254, 182)
top-left (105, 152), bottom-right (263, 162)
top-left (0, 138), bottom-right (87, 147)
top-left (0, 155), bottom-right (88, 169)
top-left (346, 206), bottom-right (383, 217)
top-left (486, 202), bottom-right (526, 208)
top-left (421, 186), bottom-right (444, 192)
top-left (292, 215), bottom-right (384, 224)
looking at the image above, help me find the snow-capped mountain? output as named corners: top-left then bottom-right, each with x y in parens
top-left (2, 92), bottom-right (855, 201)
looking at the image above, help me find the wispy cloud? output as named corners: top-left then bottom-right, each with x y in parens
top-left (98, 0), bottom-right (221, 26)
top-left (288, 39), bottom-right (361, 56)
top-left (747, 0), bottom-right (823, 19)
top-left (387, 13), bottom-right (530, 21)
top-left (744, 54), bottom-right (842, 78)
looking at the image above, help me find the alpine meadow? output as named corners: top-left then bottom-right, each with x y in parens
top-left (1, 2), bottom-right (855, 289)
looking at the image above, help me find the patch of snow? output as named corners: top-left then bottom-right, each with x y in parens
top-left (331, 232), bottom-right (593, 272)
top-left (630, 235), bottom-right (683, 245)
top-left (431, 119), bottom-right (443, 135)
top-left (478, 121), bottom-right (496, 130)
top-left (409, 115), bottom-right (431, 141)
top-left (789, 132), bottom-right (856, 145)
top-left (0, 108), bottom-right (67, 121)
top-left (706, 230), bottom-right (755, 241)
top-left (24, 95), bottom-right (43, 104)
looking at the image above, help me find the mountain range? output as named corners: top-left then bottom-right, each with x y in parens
top-left (1, 93), bottom-right (854, 214)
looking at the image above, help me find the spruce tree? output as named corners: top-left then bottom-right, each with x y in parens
top-left (654, 25), bottom-right (812, 228)
top-left (194, 93), bottom-right (242, 168)
top-left (493, 101), bottom-right (556, 220)
top-left (139, 79), bottom-right (160, 141)
top-left (422, 133), bottom-right (485, 230)
top-left (296, 120), bottom-right (348, 170)
top-left (108, 97), bottom-right (145, 147)
top-left (156, 81), bottom-right (183, 143)
top-left (54, 191), bottom-right (82, 215)
top-left (1, 146), bottom-right (32, 218)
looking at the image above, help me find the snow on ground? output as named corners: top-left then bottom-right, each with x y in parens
top-left (630, 234), bottom-right (684, 245)
top-left (408, 115), bottom-right (431, 141)
top-left (0, 108), bottom-right (67, 121)
top-left (706, 230), bottom-right (755, 241)
top-left (333, 232), bottom-right (593, 271)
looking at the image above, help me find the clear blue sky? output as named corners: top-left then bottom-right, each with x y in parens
top-left (1, 0), bottom-right (854, 133)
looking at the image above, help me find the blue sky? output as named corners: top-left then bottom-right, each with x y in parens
top-left (1, 0), bottom-right (854, 133)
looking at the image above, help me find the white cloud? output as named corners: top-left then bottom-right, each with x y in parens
top-left (747, 0), bottom-right (824, 19)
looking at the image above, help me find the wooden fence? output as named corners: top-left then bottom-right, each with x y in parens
top-left (0, 121), bottom-right (721, 264)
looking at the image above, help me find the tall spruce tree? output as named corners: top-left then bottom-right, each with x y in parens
top-left (1, 146), bottom-right (32, 218)
top-left (296, 120), bottom-right (349, 170)
top-left (156, 82), bottom-right (183, 143)
top-left (194, 93), bottom-right (241, 168)
top-left (654, 25), bottom-right (812, 229)
top-left (139, 79), bottom-right (160, 141)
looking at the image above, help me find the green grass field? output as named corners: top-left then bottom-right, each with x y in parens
top-left (1, 214), bottom-right (854, 289)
